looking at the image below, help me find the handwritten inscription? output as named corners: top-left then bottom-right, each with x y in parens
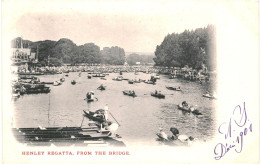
top-left (214, 102), bottom-right (252, 160)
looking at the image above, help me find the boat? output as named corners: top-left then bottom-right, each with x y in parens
top-left (83, 110), bottom-right (106, 123)
top-left (86, 91), bottom-right (95, 102)
top-left (53, 81), bottom-right (61, 86)
top-left (202, 93), bottom-right (217, 99)
top-left (12, 92), bottom-right (20, 98)
top-left (21, 84), bottom-right (50, 94)
top-left (133, 79), bottom-right (142, 83)
top-left (122, 90), bottom-right (136, 97)
top-left (128, 80), bottom-right (134, 84)
top-left (44, 70), bottom-right (60, 75)
top-left (166, 86), bottom-right (181, 91)
top-left (97, 85), bottom-right (106, 90)
top-left (19, 79), bottom-right (39, 84)
top-left (156, 132), bottom-right (196, 146)
top-left (113, 76), bottom-right (123, 81)
top-left (12, 125), bottom-right (125, 147)
top-left (177, 104), bottom-right (202, 115)
top-left (12, 88), bottom-right (21, 98)
top-left (23, 87), bottom-right (50, 94)
top-left (39, 82), bottom-right (54, 85)
top-left (65, 74), bottom-right (69, 77)
top-left (100, 77), bottom-right (106, 80)
top-left (92, 73), bottom-right (106, 77)
top-left (71, 80), bottom-right (76, 85)
top-left (144, 80), bottom-right (155, 84)
top-left (151, 92), bottom-right (165, 98)
top-left (18, 72), bottom-right (44, 76)
top-left (19, 75), bottom-right (38, 80)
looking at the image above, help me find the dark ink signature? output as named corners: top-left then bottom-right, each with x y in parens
top-left (214, 102), bottom-right (252, 160)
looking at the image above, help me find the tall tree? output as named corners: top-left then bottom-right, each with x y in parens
top-left (153, 25), bottom-right (216, 70)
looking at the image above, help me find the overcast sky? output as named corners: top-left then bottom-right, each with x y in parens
top-left (5, 0), bottom-right (216, 53)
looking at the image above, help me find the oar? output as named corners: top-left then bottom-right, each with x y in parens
top-left (80, 116), bottom-right (85, 127)
top-left (109, 112), bottom-right (121, 127)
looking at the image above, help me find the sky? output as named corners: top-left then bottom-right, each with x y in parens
top-left (4, 0), bottom-right (216, 53)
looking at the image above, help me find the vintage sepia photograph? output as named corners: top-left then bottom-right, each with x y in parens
top-left (2, 0), bottom-right (259, 163)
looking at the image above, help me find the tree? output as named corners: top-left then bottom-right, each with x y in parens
top-left (101, 46), bottom-right (125, 65)
top-left (49, 57), bottom-right (62, 66)
top-left (153, 25), bottom-right (216, 70)
top-left (126, 53), bottom-right (141, 65)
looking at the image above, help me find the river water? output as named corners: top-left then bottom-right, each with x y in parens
top-left (13, 72), bottom-right (216, 146)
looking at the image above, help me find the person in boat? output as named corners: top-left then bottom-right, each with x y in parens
top-left (205, 91), bottom-right (210, 96)
top-left (159, 128), bottom-right (168, 141)
top-left (182, 101), bottom-right (189, 108)
top-left (170, 127), bottom-right (179, 140)
top-left (132, 90), bottom-right (135, 95)
top-left (191, 105), bottom-right (198, 112)
top-left (189, 105), bottom-right (194, 112)
top-left (155, 90), bottom-right (158, 94)
top-left (93, 110), bottom-right (104, 119)
top-left (87, 92), bottom-right (91, 99)
top-left (99, 84), bottom-right (104, 89)
top-left (178, 86), bottom-right (181, 90)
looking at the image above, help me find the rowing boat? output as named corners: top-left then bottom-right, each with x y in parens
top-left (122, 90), bottom-right (136, 97)
top-left (151, 92), bottom-right (165, 98)
top-left (177, 104), bottom-right (202, 115)
top-left (202, 94), bottom-right (216, 99)
top-left (166, 86), bottom-right (181, 91)
top-left (83, 110), bottom-right (105, 123)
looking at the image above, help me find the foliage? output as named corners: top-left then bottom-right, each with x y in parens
top-left (12, 38), bottom-right (126, 65)
top-left (153, 25), bottom-right (216, 70)
top-left (101, 46), bottom-right (125, 65)
top-left (48, 57), bottom-right (63, 66)
top-left (126, 53), bottom-right (141, 65)
top-left (126, 53), bottom-right (154, 65)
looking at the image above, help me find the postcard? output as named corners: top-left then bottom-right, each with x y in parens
top-left (2, 0), bottom-right (259, 163)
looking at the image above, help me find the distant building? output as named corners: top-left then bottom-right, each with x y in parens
top-left (11, 37), bottom-right (38, 72)
top-left (11, 47), bottom-right (31, 63)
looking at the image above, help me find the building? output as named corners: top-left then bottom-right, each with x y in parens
top-left (11, 38), bottom-right (38, 72)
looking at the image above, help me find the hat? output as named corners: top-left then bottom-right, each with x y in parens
top-left (189, 136), bottom-right (194, 141)
top-left (170, 127), bottom-right (179, 135)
